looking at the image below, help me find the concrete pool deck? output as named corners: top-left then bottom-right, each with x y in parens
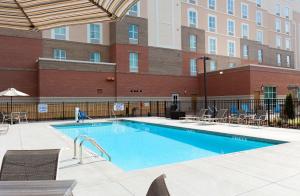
top-left (1, 117), bottom-right (300, 195)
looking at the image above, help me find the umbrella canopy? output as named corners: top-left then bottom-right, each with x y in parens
top-left (0, 0), bottom-right (139, 31)
top-left (0, 88), bottom-right (29, 97)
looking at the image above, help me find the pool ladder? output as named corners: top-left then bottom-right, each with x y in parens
top-left (73, 135), bottom-right (112, 164)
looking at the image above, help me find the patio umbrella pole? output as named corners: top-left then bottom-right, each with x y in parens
top-left (10, 96), bottom-right (12, 113)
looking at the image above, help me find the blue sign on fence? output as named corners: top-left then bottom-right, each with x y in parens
top-left (38, 104), bottom-right (48, 113)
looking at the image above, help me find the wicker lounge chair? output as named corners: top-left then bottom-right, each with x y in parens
top-left (201, 109), bottom-right (228, 123)
top-left (0, 149), bottom-right (60, 181)
top-left (146, 174), bottom-right (170, 196)
top-left (180, 109), bottom-right (208, 121)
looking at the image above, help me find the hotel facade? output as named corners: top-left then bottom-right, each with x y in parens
top-left (1, 0), bottom-right (300, 102)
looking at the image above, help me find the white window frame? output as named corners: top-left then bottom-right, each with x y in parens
top-left (277, 53), bottom-right (281, 65)
top-left (275, 18), bottom-right (281, 32)
top-left (209, 60), bottom-right (217, 71)
top-left (128, 24), bottom-right (139, 44)
top-left (275, 4), bottom-right (280, 16)
top-left (241, 3), bottom-right (249, 19)
top-left (208, 14), bottom-right (217, 32)
top-left (256, 11), bottom-right (263, 26)
top-left (127, 2), bottom-right (140, 17)
top-left (208, 0), bottom-right (216, 10)
top-left (241, 23), bottom-right (249, 39)
top-left (53, 49), bottom-right (66, 60)
top-left (90, 52), bottom-right (101, 63)
top-left (276, 36), bottom-right (282, 48)
top-left (285, 21), bottom-right (290, 34)
top-left (227, 19), bottom-right (235, 36)
top-left (285, 38), bottom-right (291, 50)
top-left (258, 49), bottom-right (263, 63)
top-left (187, 8), bottom-right (198, 28)
top-left (189, 34), bottom-right (197, 52)
top-left (243, 45), bottom-right (249, 59)
top-left (256, 30), bottom-right (263, 44)
top-left (190, 59), bottom-right (197, 76)
top-left (284, 7), bottom-right (289, 18)
top-left (129, 52), bottom-right (139, 73)
top-left (51, 26), bottom-right (69, 40)
top-left (227, 0), bottom-right (234, 15)
top-left (256, 0), bottom-right (262, 7)
top-left (286, 55), bottom-right (291, 67)
top-left (227, 40), bottom-right (236, 57)
top-left (208, 36), bottom-right (217, 54)
top-left (87, 23), bottom-right (103, 44)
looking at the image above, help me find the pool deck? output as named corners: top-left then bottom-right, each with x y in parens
top-left (1, 117), bottom-right (300, 195)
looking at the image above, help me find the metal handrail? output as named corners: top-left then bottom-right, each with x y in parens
top-left (73, 135), bottom-right (111, 164)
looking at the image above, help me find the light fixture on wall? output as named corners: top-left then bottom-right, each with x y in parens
top-left (261, 84), bottom-right (265, 92)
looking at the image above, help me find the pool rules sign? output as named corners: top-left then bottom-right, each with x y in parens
top-left (38, 104), bottom-right (48, 113)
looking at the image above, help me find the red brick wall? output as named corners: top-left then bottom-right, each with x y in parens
top-left (182, 52), bottom-right (205, 76)
top-left (38, 70), bottom-right (116, 97)
top-left (0, 35), bottom-right (42, 96)
top-left (116, 73), bottom-right (200, 97)
top-left (198, 67), bottom-right (251, 96)
top-left (250, 66), bottom-right (300, 95)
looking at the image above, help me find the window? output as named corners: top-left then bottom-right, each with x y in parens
top-left (264, 86), bottom-right (277, 99)
top-left (210, 60), bottom-right (217, 71)
top-left (190, 59), bottom-right (197, 76)
top-left (241, 3), bottom-right (249, 19)
top-left (189, 34), bottom-right (197, 52)
top-left (285, 38), bottom-right (291, 50)
top-left (227, 0), bottom-right (234, 15)
top-left (241, 23), bottom-right (249, 39)
top-left (256, 30), bottom-right (263, 44)
top-left (208, 15), bottom-right (217, 32)
top-left (277, 53), bottom-right (281, 65)
top-left (208, 0), bottom-right (216, 10)
top-left (53, 49), bottom-right (66, 60)
top-left (128, 24), bottom-right (138, 44)
top-left (243, 45), bottom-right (249, 59)
top-left (188, 9), bottom-right (197, 28)
top-left (208, 37), bottom-right (217, 54)
top-left (285, 21), bottom-right (290, 34)
top-left (227, 41), bottom-right (235, 57)
top-left (275, 4), bottom-right (280, 16)
top-left (229, 63), bottom-right (236, 68)
top-left (129, 52), bottom-right (138, 72)
top-left (286, 55), bottom-right (291, 67)
top-left (284, 7), bottom-right (289, 18)
top-left (90, 52), bottom-right (101, 63)
top-left (189, 0), bottom-right (197, 4)
top-left (256, 0), bottom-right (262, 7)
top-left (256, 11), bottom-right (262, 26)
top-left (88, 23), bottom-right (102, 44)
top-left (227, 19), bottom-right (235, 36)
top-left (275, 18), bottom-right (281, 32)
top-left (298, 88), bottom-right (300, 100)
top-left (127, 2), bottom-right (140, 17)
top-left (52, 27), bottom-right (68, 40)
top-left (258, 49), bottom-right (263, 63)
top-left (276, 36), bottom-right (281, 48)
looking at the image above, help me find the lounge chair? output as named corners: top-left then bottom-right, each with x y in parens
top-left (180, 109), bottom-right (208, 121)
top-left (78, 110), bottom-right (92, 122)
top-left (0, 124), bottom-right (9, 134)
top-left (0, 149), bottom-right (60, 181)
top-left (201, 109), bottom-right (228, 124)
top-left (146, 174), bottom-right (170, 196)
top-left (1, 112), bottom-right (10, 124)
top-left (249, 110), bottom-right (267, 126)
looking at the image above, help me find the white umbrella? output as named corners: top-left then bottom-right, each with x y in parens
top-left (0, 88), bottom-right (29, 112)
top-left (0, 0), bottom-right (139, 31)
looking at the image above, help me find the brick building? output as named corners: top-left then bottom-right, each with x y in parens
top-left (0, 0), bottom-right (300, 102)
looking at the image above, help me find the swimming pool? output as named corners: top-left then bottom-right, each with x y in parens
top-left (54, 121), bottom-right (282, 171)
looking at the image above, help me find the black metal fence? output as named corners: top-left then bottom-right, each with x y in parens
top-left (0, 99), bottom-right (299, 129)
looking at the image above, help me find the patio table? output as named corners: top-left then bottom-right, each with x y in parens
top-left (0, 180), bottom-right (76, 196)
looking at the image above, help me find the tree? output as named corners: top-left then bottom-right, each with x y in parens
top-left (285, 94), bottom-right (295, 119)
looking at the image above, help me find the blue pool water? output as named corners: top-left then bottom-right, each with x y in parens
top-left (54, 121), bottom-right (281, 171)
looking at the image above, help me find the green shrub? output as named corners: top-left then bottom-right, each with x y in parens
top-left (285, 94), bottom-right (295, 119)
